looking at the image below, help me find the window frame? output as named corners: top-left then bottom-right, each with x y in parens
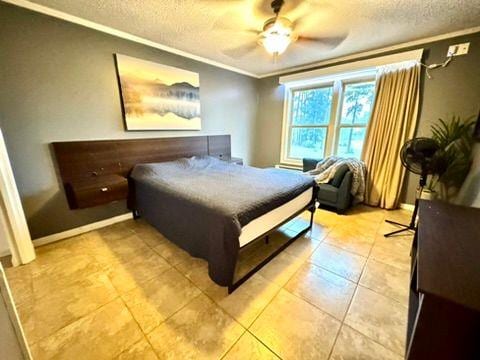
top-left (286, 82), bottom-right (335, 162)
top-left (280, 71), bottom-right (376, 166)
top-left (333, 78), bottom-right (377, 159)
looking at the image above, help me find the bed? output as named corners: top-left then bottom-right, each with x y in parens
top-left (131, 156), bottom-right (316, 292)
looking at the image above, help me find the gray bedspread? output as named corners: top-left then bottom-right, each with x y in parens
top-left (131, 156), bottom-right (315, 286)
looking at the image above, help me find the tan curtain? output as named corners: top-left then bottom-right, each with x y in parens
top-left (362, 62), bottom-right (420, 209)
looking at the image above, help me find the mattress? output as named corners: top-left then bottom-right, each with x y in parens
top-left (131, 156), bottom-right (315, 286)
top-left (239, 188), bottom-right (313, 247)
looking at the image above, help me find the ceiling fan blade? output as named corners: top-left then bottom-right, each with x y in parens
top-left (222, 43), bottom-right (259, 59)
top-left (291, 1), bottom-right (336, 32)
top-left (213, 17), bottom-right (261, 35)
top-left (296, 35), bottom-right (347, 49)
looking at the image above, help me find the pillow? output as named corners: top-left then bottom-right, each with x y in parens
top-left (330, 164), bottom-right (349, 187)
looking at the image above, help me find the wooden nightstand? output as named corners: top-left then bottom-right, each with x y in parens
top-left (64, 174), bottom-right (128, 209)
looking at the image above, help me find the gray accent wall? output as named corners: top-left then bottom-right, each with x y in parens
top-left (0, 3), bottom-right (258, 238)
top-left (252, 32), bottom-right (480, 204)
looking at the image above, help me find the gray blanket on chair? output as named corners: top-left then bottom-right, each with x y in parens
top-left (131, 156), bottom-right (314, 286)
top-left (307, 156), bottom-right (366, 204)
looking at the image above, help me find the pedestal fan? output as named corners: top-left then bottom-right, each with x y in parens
top-left (384, 137), bottom-right (439, 237)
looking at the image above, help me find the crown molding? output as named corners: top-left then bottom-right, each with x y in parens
top-left (259, 26), bottom-right (480, 78)
top-left (3, 0), bottom-right (480, 80)
top-left (2, 0), bottom-right (259, 78)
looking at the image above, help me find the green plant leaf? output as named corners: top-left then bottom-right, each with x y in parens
top-left (428, 115), bottom-right (475, 197)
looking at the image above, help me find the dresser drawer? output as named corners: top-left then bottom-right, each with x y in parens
top-left (65, 175), bottom-right (128, 209)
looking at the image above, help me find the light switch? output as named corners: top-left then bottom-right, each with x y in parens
top-left (448, 42), bottom-right (470, 56)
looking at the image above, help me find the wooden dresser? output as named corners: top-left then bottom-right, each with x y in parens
top-left (407, 200), bottom-right (480, 359)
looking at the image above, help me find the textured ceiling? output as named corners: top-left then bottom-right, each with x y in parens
top-left (26, 0), bottom-right (480, 76)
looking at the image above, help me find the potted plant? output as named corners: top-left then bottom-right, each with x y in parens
top-left (428, 116), bottom-right (476, 201)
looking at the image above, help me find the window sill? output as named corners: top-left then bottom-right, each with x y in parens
top-left (275, 164), bottom-right (303, 171)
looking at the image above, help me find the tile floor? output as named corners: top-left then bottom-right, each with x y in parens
top-left (5, 205), bottom-right (413, 360)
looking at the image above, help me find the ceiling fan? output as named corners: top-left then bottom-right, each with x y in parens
top-left (216, 0), bottom-right (345, 59)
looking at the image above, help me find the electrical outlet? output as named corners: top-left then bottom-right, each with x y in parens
top-left (448, 42), bottom-right (470, 56)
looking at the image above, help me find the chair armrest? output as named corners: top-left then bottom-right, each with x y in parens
top-left (303, 158), bottom-right (322, 172)
top-left (337, 171), bottom-right (353, 210)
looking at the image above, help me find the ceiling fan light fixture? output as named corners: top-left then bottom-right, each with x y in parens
top-left (259, 17), bottom-right (294, 55)
top-left (260, 33), bottom-right (291, 55)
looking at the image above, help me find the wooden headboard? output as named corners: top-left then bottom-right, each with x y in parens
top-left (52, 135), bottom-right (231, 209)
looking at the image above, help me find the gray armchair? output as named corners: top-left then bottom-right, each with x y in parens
top-left (303, 158), bottom-right (353, 213)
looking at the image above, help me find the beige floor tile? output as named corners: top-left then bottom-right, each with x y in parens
top-left (31, 299), bottom-right (143, 360)
top-left (345, 286), bottom-right (407, 355)
top-left (330, 325), bottom-right (403, 360)
top-left (297, 210), bottom-right (331, 241)
top-left (153, 240), bottom-right (194, 266)
top-left (223, 331), bottom-right (280, 360)
top-left (147, 294), bottom-right (244, 360)
top-left (33, 237), bottom-right (82, 264)
top-left (107, 249), bottom-right (171, 293)
top-left (384, 209), bottom-right (413, 224)
top-left (7, 205), bottom-right (417, 359)
top-left (360, 259), bottom-right (410, 305)
top-left (10, 254), bottom-right (104, 306)
top-left (100, 234), bottom-right (153, 264)
top-left (258, 251), bottom-right (304, 287)
top-left (250, 289), bottom-right (341, 360)
top-left (175, 257), bottom-right (216, 291)
top-left (18, 272), bottom-right (118, 345)
top-left (307, 223), bottom-right (331, 241)
top-left (115, 338), bottom-right (158, 360)
top-left (348, 205), bottom-right (386, 221)
top-left (5, 265), bottom-right (34, 306)
top-left (370, 236), bottom-right (412, 271)
top-left (97, 222), bottom-right (135, 241)
top-left (287, 217), bottom-right (313, 233)
top-left (204, 274), bottom-right (280, 327)
top-left (284, 234), bottom-right (321, 259)
top-left (63, 231), bottom-right (116, 260)
top-left (132, 224), bottom-right (169, 248)
top-left (237, 230), bottom-right (289, 267)
top-left (285, 263), bottom-right (356, 320)
top-left (120, 218), bottom-right (149, 229)
top-left (347, 217), bottom-right (382, 235)
top-left (310, 243), bottom-right (367, 282)
top-left (25, 251), bottom-right (100, 280)
top-left (324, 226), bottom-right (375, 257)
top-left (121, 268), bottom-right (201, 333)
top-left (312, 210), bottom-right (341, 229)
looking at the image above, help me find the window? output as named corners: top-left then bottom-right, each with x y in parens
top-left (281, 73), bottom-right (376, 165)
top-left (336, 81), bottom-right (376, 159)
top-left (289, 86), bottom-right (333, 159)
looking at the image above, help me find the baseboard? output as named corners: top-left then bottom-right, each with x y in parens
top-left (399, 203), bottom-right (415, 212)
top-left (33, 212), bottom-right (133, 247)
top-left (0, 249), bottom-right (11, 258)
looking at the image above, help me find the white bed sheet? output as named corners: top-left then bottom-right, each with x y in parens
top-left (238, 188), bottom-right (313, 247)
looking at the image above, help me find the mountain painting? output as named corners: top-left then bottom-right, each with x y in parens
top-left (115, 54), bottom-right (201, 130)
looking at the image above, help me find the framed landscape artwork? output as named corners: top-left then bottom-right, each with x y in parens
top-left (115, 54), bottom-right (201, 130)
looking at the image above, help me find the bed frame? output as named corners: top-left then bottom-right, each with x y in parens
top-left (229, 201), bottom-right (316, 293)
top-left (52, 134), bottom-right (317, 293)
